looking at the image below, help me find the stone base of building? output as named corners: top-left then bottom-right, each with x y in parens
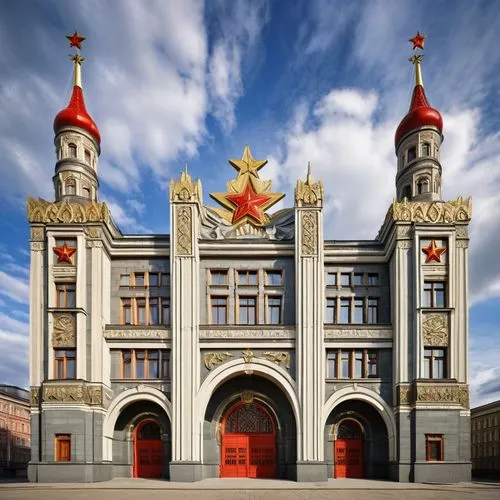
top-left (169, 461), bottom-right (202, 482)
top-left (28, 462), bottom-right (113, 483)
top-left (389, 461), bottom-right (411, 482)
top-left (296, 461), bottom-right (328, 482)
top-left (413, 461), bottom-right (471, 483)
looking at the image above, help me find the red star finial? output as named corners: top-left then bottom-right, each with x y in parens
top-left (409, 31), bottom-right (427, 50)
top-left (225, 181), bottom-right (273, 224)
top-left (422, 240), bottom-right (446, 263)
top-left (66, 31), bottom-right (85, 50)
top-left (53, 242), bottom-right (77, 264)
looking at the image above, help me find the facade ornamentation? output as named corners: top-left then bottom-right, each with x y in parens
top-left (241, 390), bottom-right (254, 405)
top-left (324, 328), bottom-right (392, 339)
top-left (242, 348), bottom-right (254, 363)
top-left (301, 212), bottom-right (318, 255)
top-left (398, 385), bottom-right (412, 406)
top-left (295, 166), bottom-right (324, 207)
top-left (396, 225), bottom-right (412, 238)
top-left (455, 226), bottom-right (468, 238)
top-left (86, 240), bottom-right (103, 248)
top-left (30, 387), bottom-right (40, 406)
top-left (170, 170), bottom-right (202, 203)
top-left (262, 351), bottom-right (290, 369)
top-left (397, 240), bottom-right (412, 249)
top-left (43, 384), bottom-right (103, 405)
top-left (30, 227), bottom-right (45, 240)
top-left (203, 352), bottom-right (233, 370)
top-left (27, 197), bottom-right (111, 224)
top-left (456, 240), bottom-right (469, 248)
top-left (104, 329), bottom-right (171, 340)
top-left (414, 384), bottom-right (469, 408)
top-left (53, 266), bottom-right (77, 279)
top-left (422, 313), bottom-right (449, 346)
top-left (199, 328), bottom-right (295, 339)
top-left (30, 241), bottom-right (45, 251)
top-left (52, 313), bottom-right (76, 348)
top-left (389, 196), bottom-right (472, 224)
top-left (84, 226), bottom-right (101, 238)
top-left (176, 206), bottom-right (193, 255)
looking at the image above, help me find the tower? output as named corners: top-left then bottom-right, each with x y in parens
top-left (53, 33), bottom-right (101, 203)
top-left (394, 38), bottom-right (443, 202)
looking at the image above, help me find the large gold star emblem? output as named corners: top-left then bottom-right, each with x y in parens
top-left (229, 145), bottom-right (267, 178)
top-left (422, 240), bottom-right (446, 263)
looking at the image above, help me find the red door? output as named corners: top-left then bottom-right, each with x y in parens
top-left (134, 419), bottom-right (163, 478)
top-left (334, 420), bottom-right (363, 478)
top-left (221, 401), bottom-right (276, 478)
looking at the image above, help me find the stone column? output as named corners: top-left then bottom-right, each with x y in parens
top-left (169, 171), bottom-right (202, 481)
top-left (294, 169), bottom-right (326, 481)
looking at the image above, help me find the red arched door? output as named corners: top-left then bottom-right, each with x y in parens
top-left (133, 419), bottom-right (163, 478)
top-left (334, 419), bottom-right (363, 478)
top-left (221, 401), bottom-right (276, 478)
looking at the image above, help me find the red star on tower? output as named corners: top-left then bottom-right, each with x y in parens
top-left (421, 240), bottom-right (446, 263)
top-left (53, 242), bottom-right (77, 264)
top-left (225, 181), bottom-right (273, 224)
top-left (66, 31), bottom-right (85, 50)
top-left (409, 31), bottom-right (427, 50)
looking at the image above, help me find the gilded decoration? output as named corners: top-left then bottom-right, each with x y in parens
top-left (30, 227), bottom-right (44, 240)
top-left (169, 170), bottom-right (202, 203)
top-left (422, 313), bottom-right (449, 346)
top-left (199, 328), bottom-right (295, 339)
top-left (398, 385), bottom-right (411, 406)
top-left (242, 348), bottom-right (254, 363)
top-left (105, 329), bottom-right (171, 340)
top-left (30, 387), bottom-right (40, 406)
top-left (52, 313), bottom-right (76, 348)
top-left (43, 384), bottom-right (103, 405)
top-left (84, 226), bottom-right (101, 238)
top-left (301, 212), bottom-right (318, 255)
top-left (30, 241), bottom-right (45, 251)
top-left (263, 351), bottom-right (290, 369)
top-left (203, 352), bottom-right (233, 370)
top-left (415, 384), bottom-right (469, 408)
top-left (295, 164), bottom-right (324, 207)
top-left (27, 197), bottom-right (110, 224)
top-left (324, 328), bottom-right (392, 339)
top-left (176, 206), bottom-right (193, 255)
top-left (389, 196), bottom-right (472, 223)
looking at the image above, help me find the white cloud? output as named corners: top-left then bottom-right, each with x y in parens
top-left (0, 270), bottom-right (29, 304)
top-left (0, 312), bottom-right (29, 388)
top-left (102, 196), bottom-right (151, 234)
top-left (127, 199), bottom-right (146, 216)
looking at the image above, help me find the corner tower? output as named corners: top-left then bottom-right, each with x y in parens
top-left (53, 32), bottom-right (101, 202)
top-left (395, 33), bottom-right (443, 202)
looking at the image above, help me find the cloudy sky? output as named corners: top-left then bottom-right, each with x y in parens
top-left (0, 0), bottom-right (499, 407)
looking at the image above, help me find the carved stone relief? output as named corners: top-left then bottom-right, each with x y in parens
top-left (30, 387), bottom-right (40, 406)
top-left (30, 241), bottom-right (45, 251)
top-left (396, 225), bottom-right (412, 238)
top-left (104, 329), bottom-right (171, 340)
top-left (456, 240), bottom-right (469, 248)
top-left (263, 351), bottom-right (290, 369)
top-left (241, 390), bottom-right (254, 405)
top-left (169, 170), bottom-right (202, 202)
top-left (203, 352), bottom-right (233, 370)
top-left (415, 384), bottom-right (469, 408)
top-left (397, 240), bottom-right (411, 249)
top-left (84, 226), bottom-right (101, 238)
top-left (455, 226), bottom-right (468, 238)
top-left (324, 328), bottom-right (392, 339)
top-left (199, 328), bottom-right (295, 339)
top-left (27, 197), bottom-right (110, 224)
top-left (176, 206), bottom-right (193, 255)
top-left (242, 348), bottom-right (255, 363)
top-left (422, 313), bottom-right (449, 346)
top-left (86, 240), bottom-right (103, 248)
top-left (52, 313), bottom-right (76, 348)
top-left (30, 227), bottom-right (45, 241)
top-left (301, 212), bottom-right (318, 255)
top-left (398, 385), bottom-right (411, 406)
top-left (43, 384), bottom-right (103, 405)
top-left (295, 172), bottom-right (324, 207)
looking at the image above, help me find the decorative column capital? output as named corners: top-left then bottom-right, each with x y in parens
top-left (295, 163), bottom-right (324, 208)
top-left (170, 170), bottom-right (202, 204)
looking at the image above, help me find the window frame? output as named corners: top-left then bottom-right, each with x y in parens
top-left (237, 270), bottom-right (259, 286)
top-left (265, 270), bottom-right (283, 287)
top-left (55, 434), bottom-right (71, 462)
top-left (119, 349), bottom-right (170, 379)
top-left (326, 349), bottom-right (379, 379)
top-left (210, 269), bottom-right (229, 286)
top-left (210, 295), bottom-right (228, 325)
top-left (423, 347), bottom-right (447, 379)
top-left (266, 295), bottom-right (282, 325)
top-left (326, 272), bottom-right (337, 287)
top-left (55, 282), bottom-right (76, 308)
top-left (54, 349), bottom-right (76, 380)
top-left (426, 434), bottom-right (444, 461)
top-left (423, 281), bottom-right (446, 308)
top-left (238, 295), bottom-right (257, 325)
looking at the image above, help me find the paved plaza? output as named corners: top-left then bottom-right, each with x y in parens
top-left (1, 478), bottom-right (499, 500)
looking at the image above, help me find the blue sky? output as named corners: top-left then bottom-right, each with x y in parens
top-left (0, 0), bottom-right (499, 407)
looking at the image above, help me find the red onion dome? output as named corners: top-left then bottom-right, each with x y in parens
top-left (53, 85), bottom-right (101, 144)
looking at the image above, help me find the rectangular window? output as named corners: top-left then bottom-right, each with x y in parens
top-left (423, 281), bottom-right (446, 308)
top-left (238, 271), bottom-right (258, 286)
top-left (148, 350), bottom-right (159, 378)
top-left (341, 352), bottom-right (350, 378)
top-left (149, 298), bottom-right (159, 325)
top-left (120, 274), bottom-right (130, 287)
top-left (54, 349), bottom-right (76, 379)
top-left (211, 296), bottom-right (228, 325)
top-left (353, 298), bottom-right (364, 324)
top-left (367, 298), bottom-right (379, 324)
top-left (135, 350), bottom-right (145, 378)
top-left (267, 296), bottom-right (282, 324)
top-left (161, 297), bottom-right (170, 325)
top-left (211, 270), bottom-right (228, 286)
top-left (136, 298), bottom-right (146, 325)
top-left (353, 273), bottom-right (364, 286)
top-left (424, 348), bottom-right (446, 379)
top-left (367, 350), bottom-right (378, 377)
top-left (340, 273), bottom-right (351, 288)
top-left (239, 296), bottom-right (257, 325)
top-left (368, 273), bottom-right (379, 286)
top-left (407, 146), bottom-right (417, 162)
top-left (121, 298), bottom-right (131, 324)
top-left (326, 298), bottom-right (337, 324)
top-left (120, 350), bottom-right (169, 379)
top-left (161, 272), bottom-right (170, 287)
top-left (327, 351), bottom-right (337, 379)
top-left (340, 298), bottom-right (350, 323)
top-left (426, 434), bottom-right (444, 461)
top-left (266, 270), bottom-right (283, 286)
top-left (354, 351), bottom-right (363, 378)
top-left (149, 273), bottom-right (159, 287)
top-left (55, 434), bottom-right (71, 462)
top-left (122, 350), bottom-right (132, 378)
top-left (56, 283), bottom-right (76, 308)
top-left (326, 272), bottom-right (337, 287)
top-left (134, 273), bottom-right (145, 287)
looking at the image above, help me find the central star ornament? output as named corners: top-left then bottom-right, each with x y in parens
top-left (53, 242), bottom-right (77, 264)
top-left (66, 31), bottom-right (86, 50)
top-left (422, 240), bottom-right (446, 263)
top-left (229, 144), bottom-right (267, 178)
top-left (409, 31), bottom-right (427, 50)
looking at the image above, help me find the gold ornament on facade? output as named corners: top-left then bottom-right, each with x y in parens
top-left (52, 313), bottom-right (76, 348)
top-left (422, 313), bottom-right (449, 346)
top-left (241, 390), bottom-right (255, 405)
top-left (27, 197), bottom-right (110, 224)
top-left (169, 169), bottom-right (202, 203)
top-left (301, 212), bottom-right (318, 255)
top-left (295, 163), bottom-right (324, 207)
top-left (242, 348), bottom-right (254, 363)
top-left (398, 384), bottom-right (412, 406)
top-left (30, 387), bottom-right (40, 406)
top-left (414, 384), bottom-right (469, 408)
top-left (30, 227), bottom-right (45, 241)
top-left (203, 352), bottom-right (233, 370)
top-left (43, 384), bottom-right (103, 405)
top-left (84, 226), bottom-right (101, 239)
top-left (176, 206), bottom-right (193, 255)
top-left (263, 351), bottom-right (290, 369)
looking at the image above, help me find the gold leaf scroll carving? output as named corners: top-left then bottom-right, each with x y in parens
top-left (43, 384), bottom-right (102, 405)
top-left (263, 351), bottom-right (290, 369)
top-left (390, 196), bottom-right (472, 224)
top-left (422, 313), bottom-right (448, 346)
top-left (27, 198), bottom-right (110, 224)
top-left (52, 314), bottom-right (76, 348)
top-left (203, 352), bottom-right (233, 370)
top-left (301, 212), bottom-right (318, 255)
top-left (176, 206), bottom-right (192, 255)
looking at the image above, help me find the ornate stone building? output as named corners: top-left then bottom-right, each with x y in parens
top-left (27, 34), bottom-right (472, 483)
top-left (471, 400), bottom-right (500, 477)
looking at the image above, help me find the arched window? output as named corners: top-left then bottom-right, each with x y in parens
top-left (84, 149), bottom-right (91, 165)
top-left (68, 143), bottom-right (77, 158)
top-left (82, 186), bottom-right (91, 198)
top-left (66, 179), bottom-right (76, 195)
top-left (402, 185), bottom-right (412, 200)
top-left (417, 178), bottom-right (430, 195)
top-left (422, 143), bottom-right (431, 156)
top-left (407, 146), bottom-right (416, 162)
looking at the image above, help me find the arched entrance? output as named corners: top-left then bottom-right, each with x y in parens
top-left (133, 418), bottom-right (163, 478)
top-left (334, 419), bottom-right (363, 478)
top-left (221, 400), bottom-right (276, 478)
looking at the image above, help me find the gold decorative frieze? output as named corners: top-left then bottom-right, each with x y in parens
top-left (324, 328), bottom-right (392, 339)
top-left (52, 313), bottom-right (76, 348)
top-left (415, 384), bottom-right (469, 408)
top-left (84, 226), bottom-right (102, 238)
top-left (43, 383), bottom-right (103, 405)
top-left (30, 387), bottom-right (40, 406)
top-left (263, 351), bottom-right (290, 369)
top-left (199, 327), bottom-right (295, 339)
top-left (176, 206), bottom-right (193, 255)
top-left (104, 329), bottom-right (171, 340)
top-left (397, 384), bottom-right (411, 406)
top-left (203, 352), bottom-right (233, 370)
top-left (301, 212), bottom-right (318, 255)
top-left (295, 165), bottom-right (324, 207)
top-left (27, 197), bottom-right (111, 224)
top-left (242, 348), bottom-right (255, 363)
top-left (30, 227), bottom-right (45, 241)
top-left (389, 196), bottom-right (472, 223)
top-left (422, 313), bottom-right (449, 346)
top-left (170, 170), bottom-right (202, 202)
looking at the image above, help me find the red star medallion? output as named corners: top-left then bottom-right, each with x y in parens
top-left (225, 181), bottom-right (273, 224)
top-left (422, 240), bottom-right (446, 263)
top-left (409, 31), bottom-right (427, 50)
top-left (66, 31), bottom-right (86, 50)
top-left (53, 242), bottom-right (77, 264)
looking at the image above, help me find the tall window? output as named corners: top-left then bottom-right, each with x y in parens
top-left (119, 349), bottom-right (169, 379)
top-left (367, 350), bottom-right (378, 377)
top-left (56, 283), bottom-right (76, 308)
top-left (84, 149), bottom-right (91, 164)
top-left (134, 272), bottom-right (145, 287)
top-left (367, 273), bottom-right (379, 286)
top-left (211, 296), bottom-right (228, 325)
top-left (407, 146), bottom-right (416, 162)
top-left (68, 143), bottom-right (77, 158)
top-left (149, 298), bottom-right (159, 325)
top-left (422, 143), bottom-right (431, 156)
top-left (424, 348), bottom-right (446, 379)
top-left (353, 273), bottom-right (364, 286)
top-left (327, 351), bottom-right (337, 379)
top-left (402, 185), bottom-right (412, 199)
top-left (55, 434), bottom-right (71, 461)
top-left (121, 298), bottom-right (131, 324)
top-left (238, 271), bottom-right (258, 286)
top-left (54, 349), bottom-right (76, 379)
top-left (161, 297), bottom-right (170, 325)
top-left (211, 270), bottom-right (228, 286)
top-left (326, 298), bottom-right (337, 324)
top-left (267, 296), bottom-right (282, 324)
top-left (353, 298), bottom-right (364, 324)
top-left (423, 281), bottom-right (446, 307)
top-left (339, 298), bottom-right (350, 323)
top-left (354, 351), bottom-right (363, 377)
top-left (341, 352), bottom-right (350, 378)
top-left (326, 272), bottom-right (337, 286)
top-left (149, 273), bottom-right (160, 287)
top-left (340, 273), bottom-right (351, 288)
top-left (266, 270), bottom-right (283, 286)
top-left (367, 298), bottom-right (379, 324)
top-left (239, 296), bottom-right (257, 324)
top-left (65, 180), bottom-right (76, 195)
top-left (426, 434), bottom-right (444, 461)
top-left (120, 274), bottom-right (130, 287)
top-left (136, 298), bottom-right (146, 325)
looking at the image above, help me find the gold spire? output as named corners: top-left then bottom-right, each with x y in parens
top-left (70, 54), bottom-right (85, 88)
top-left (409, 54), bottom-right (423, 86)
